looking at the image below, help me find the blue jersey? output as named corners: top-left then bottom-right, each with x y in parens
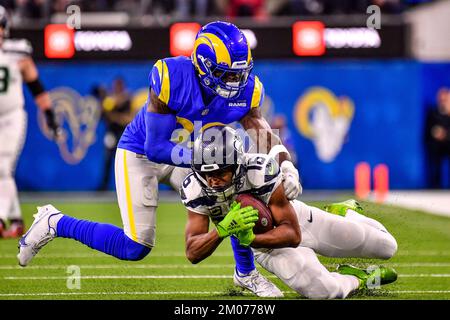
top-left (118, 56), bottom-right (264, 156)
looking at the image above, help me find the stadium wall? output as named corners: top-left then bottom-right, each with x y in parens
top-left (16, 60), bottom-right (450, 191)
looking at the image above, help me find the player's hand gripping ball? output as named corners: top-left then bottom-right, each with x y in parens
top-left (235, 194), bottom-right (273, 234)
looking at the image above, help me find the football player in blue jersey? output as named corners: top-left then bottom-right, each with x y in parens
top-left (17, 21), bottom-right (301, 297)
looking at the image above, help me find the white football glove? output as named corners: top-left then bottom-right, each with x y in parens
top-left (281, 161), bottom-right (302, 200)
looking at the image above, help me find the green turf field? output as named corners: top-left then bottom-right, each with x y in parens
top-left (0, 200), bottom-right (449, 300)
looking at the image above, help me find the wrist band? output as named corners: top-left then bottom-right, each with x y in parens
top-left (26, 79), bottom-right (45, 97)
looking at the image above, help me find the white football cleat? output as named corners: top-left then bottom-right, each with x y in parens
top-left (17, 205), bottom-right (63, 267)
top-left (233, 268), bottom-right (284, 298)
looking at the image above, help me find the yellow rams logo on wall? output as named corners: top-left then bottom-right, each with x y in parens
top-left (294, 87), bottom-right (355, 163)
top-left (39, 87), bottom-right (101, 164)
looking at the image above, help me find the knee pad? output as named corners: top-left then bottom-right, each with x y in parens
top-left (0, 157), bottom-right (13, 179)
top-left (303, 275), bottom-right (341, 299)
top-left (123, 237), bottom-right (152, 261)
top-left (377, 232), bottom-right (398, 259)
top-left (328, 220), bottom-right (366, 251)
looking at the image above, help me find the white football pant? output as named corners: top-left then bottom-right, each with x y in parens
top-left (0, 108), bottom-right (27, 221)
top-left (114, 148), bottom-right (190, 248)
top-left (254, 200), bottom-right (398, 299)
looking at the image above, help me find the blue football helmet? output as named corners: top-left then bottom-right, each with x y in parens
top-left (192, 21), bottom-right (253, 99)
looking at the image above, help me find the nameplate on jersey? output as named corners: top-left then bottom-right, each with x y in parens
top-left (228, 101), bottom-right (247, 108)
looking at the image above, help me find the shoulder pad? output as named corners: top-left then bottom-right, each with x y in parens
top-left (3, 39), bottom-right (33, 56)
top-left (249, 75), bottom-right (264, 109)
top-left (149, 56), bottom-right (191, 112)
top-left (245, 153), bottom-right (281, 189)
top-left (150, 59), bottom-right (170, 105)
top-left (180, 173), bottom-right (214, 214)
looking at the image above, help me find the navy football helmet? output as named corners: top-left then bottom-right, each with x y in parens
top-left (191, 126), bottom-right (246, 202)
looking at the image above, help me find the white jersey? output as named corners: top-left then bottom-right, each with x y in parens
top-left (0, 39), bottom-right (32, 115)
top-left (181, 153), bottom-right (283, 225)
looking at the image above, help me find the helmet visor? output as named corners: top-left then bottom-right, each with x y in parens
top-left (213, 69), bottom-right (249, 85)
top-left (211, 65), bottom-right (252, 99)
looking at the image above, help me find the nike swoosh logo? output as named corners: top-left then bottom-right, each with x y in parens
top-left (307, 210), bottom-right (313, 223)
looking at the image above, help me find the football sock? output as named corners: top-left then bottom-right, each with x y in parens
top-left (231, 235), bottom-right (255, 274)
top-left (0, 177), bottom-right (18, 221)
top-left (330, 273), bottom-right (360, 297)
top-left (57, 216), bottom-right (150, 261)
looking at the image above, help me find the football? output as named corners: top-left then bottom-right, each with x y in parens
top-left (235, 193), bottom-right (273, 234)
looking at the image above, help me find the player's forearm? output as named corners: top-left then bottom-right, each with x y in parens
top-left (241, 111), bottom-right (291, 163)
top-left (251, 224), bottom-right (301, 249)
top-left (144, 111), bottom-right (191, 167)
top-left (33, 92), bottom-right (52, 111)
top-left (186, 230), bottom-right (223, 264)
top-left (265, 131), bottom-right (290, 163)
top-left (24, 74), bottom-right (51, 111)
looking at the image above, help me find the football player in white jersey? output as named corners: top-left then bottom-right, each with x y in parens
top-left (0, 6), bottom-right (60, 238)
top-left (182, 126), bottom-right (399, 298)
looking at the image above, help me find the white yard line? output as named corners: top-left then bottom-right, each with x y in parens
top-left (395, 250), bottom-right (450, 256)
top-left (0, 290), bottom-right (449, 297)
top-left (389, 290), bottom-right (450, 294)
top-left (4, 275), bottom-right (236, 280)
top-left (4, 274), bottom-right (450, 280)
top-left (0, 264), bottom-right (236, 270)
top-left (0, 291), bottom-right (228, 297)
top-left (0, 252), bottom-right (234, 258)
top-left (398, 274), bottom-right (450, 277)
top-left (1, 262), bottom-right (450, 270)
top-left (1, 250), bottom-right (450, 259)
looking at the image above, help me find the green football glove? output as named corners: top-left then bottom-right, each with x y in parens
top-left (216, 201), bottom-right (258, 238)
top-left (236, 228), bottom-right (256, 247)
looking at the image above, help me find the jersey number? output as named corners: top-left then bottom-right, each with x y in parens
top-left (247, 156), bottom-right (265, 170)
top-left (182, 174), bottom-right (194, 189)
top-left (0, 67), bottom-right (9, 93)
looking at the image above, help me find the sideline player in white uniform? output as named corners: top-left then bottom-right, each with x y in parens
top-left (0, 6), bottom-right (59, 238)
top-left (182, 126), bottom-right (398, 298)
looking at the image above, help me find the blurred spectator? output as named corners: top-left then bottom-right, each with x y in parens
top-left (0, 0), bottom-right (15, 11)
top-left (266, 0), bottom-right (408, 16)
top-left (268, 0), bottom-right (325, 15)
top-left (424, 87), bottom-right (450, 189)
top-left (271, 114), bottom-right (298, 166)
top-left (371, 0), bottom-right (403, 14)
top-left (15, 0), bottom-right (46, 18)
top-left (97, 77), bottom-right (135, 191)
top-left (216, 0), bottom-right (267, 18)
top-left (0, 0), bottom-right (437, 20)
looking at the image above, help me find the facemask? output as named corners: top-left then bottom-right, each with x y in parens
top-left (215, 82), bottom-right (240, 99)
